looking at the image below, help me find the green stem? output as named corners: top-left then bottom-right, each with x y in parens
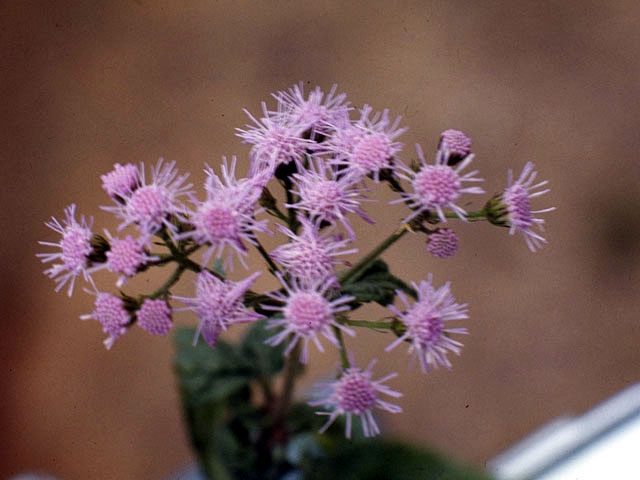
top-left (338, 225), bottom-right (410, 284)
top-left (344, 319), bottom-right (394, 330)
top-left (251, 235), bottom-right (280, 275)
top-left (445, 209), bottom-right (486, 220)
top-left (332, 325), bottom-right (350, 369)
top-left (273, 343), bottom-right (302, 423)
top-left (148, 265), bottom-right (186, 299)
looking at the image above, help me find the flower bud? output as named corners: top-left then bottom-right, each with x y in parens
top-left (439, 129), bottom-right (472, 166)
top-left (484, 193), bottom-right (510, 227)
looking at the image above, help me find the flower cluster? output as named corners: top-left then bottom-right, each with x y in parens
top-left (38, 84), bottom-right (554, 437)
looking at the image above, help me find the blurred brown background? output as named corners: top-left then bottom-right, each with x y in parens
top-left (2, 1), bottom-right (640, 478)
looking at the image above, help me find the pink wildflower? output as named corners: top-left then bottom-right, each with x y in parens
top-left (272, 83), bottom-right (351, 137)
top-left (386, 275), bottom-right (469, 372)
top-left (101, 158), bottom-right (192, 244)
top-left (288, 157), bottom-right (374, 239)
top-left (427, 228), bottom-right (459, 259)
top-left (173, 271), bottom-right (263, 348)
top-left (270, 216), bottom-right (357, 287)
top-left (309, 359), bottom-right (402, 438)
top-left (439, 129), bottom-right (472, 160)
top-left (178, 157), bottom-right (270, 271)
top-left (501, 162), bottom-right (555, 252)
top-left (95, 230), bottom-right (158, 287)
top-left (236, 101), bottom-right (315, 174)
top-left (80, 288), bottom-right (130, 350)
top-left (37, 204), bottom-right (94, 297)
top-left (262, 274), bottom-right (355, 364)
top-left (137, 298), bottom-right (172, 336)
top-left (322, 105), bottom-right (407, 182)
top-left (391, 144), bottom-right (484, 223)
top-left (100, 163), bottom-right (140, 200)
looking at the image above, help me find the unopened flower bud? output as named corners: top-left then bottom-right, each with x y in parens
top-left (439, 129), bottom-right (472, 165)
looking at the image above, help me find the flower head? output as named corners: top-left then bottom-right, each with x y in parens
top-left (386, 275), bottom-right (469, 372)
top-left (136, 298), bottom-right (172, 336)
top-left (80, 288), bottom-right (131, 349)
top-left (101, 159), bottom-right (192, 244)
top-left (178, 157), bottom-right (270, 270)
top-left (490, 162), bottom-right (555, 252)
top-left (270, 216), bottom-right (357, 287)
top-left (309, 359), bottom-right (402, 438)
top-left (272, 83), bottom-right (351, 137)
top-left (37, 204), bottom-right (95, 296)
top-left (100, 163), bottom-right (140, 200)
top-left (236, 101), bottom-right (316, 174)
top-left (391, 144), bottom-right (484, 223)
top-left (262, 274), bottom-right (355, 364)
top-left (288, 158), bottom-right (374, 239)
top-left (97, 230), bottom-right (158, 287)
top-left (321, 105), bottom-right (407, 182)
top-left (173, 271), bottom-right (263, 348)
top-left (427, 228), bottom-right (459, 259)
top-left (439, 129), bottom-right (472, 161)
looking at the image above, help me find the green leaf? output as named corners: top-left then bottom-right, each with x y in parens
top-left (240, 320), bottom-right (286, 378)
top-left (341, 259), bottom-right (416, 307)
top-left (299, 437), bottom-right (492, 480)
top-left (174, 328), bottom-right (254, 406)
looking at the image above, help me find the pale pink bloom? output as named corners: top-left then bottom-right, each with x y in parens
top-left (80, 287), bottom-right (130, 350)
top-left (37, 204), bottom-right (94, 297)
top-left (439, 129), bottom-right (472, 159)
top-left (322, 105), bottom-right (407, 182)
top-left (263, 274), bottom-right (355, 364)
top-left (173, 271), bottom-right (263, 348)
top-left (137, 298), bottom-right (172, 336)
top-left (101, 158), bottom-right (192, 245)
top-left (272, 83), bottom-right (351, 137)
top-left (309, 359), bottom-right (402, 438)
top-left (270, 216), bottom-right (357, 286)
top-left (386, 275), bottom-right (469, 372)
top-left (288, 157), bottom-right (374, 239)
top-left (427, 228), bottom-right (458, 259)
top-left (178, 157), bottom-right (270, 271)
top-left (236, 101), bottom-right (316, 174)
top-left (100, 163), bottom-right (140, 200)
top-left (502, 162), bottom-right (555, 252)
top-left (391, 144), bottom-right (484, 223)
top-left (92, 230), bottom-right (158, 287)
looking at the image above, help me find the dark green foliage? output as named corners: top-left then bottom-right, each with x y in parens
top-left (341, 259), bottom-right (416, 307)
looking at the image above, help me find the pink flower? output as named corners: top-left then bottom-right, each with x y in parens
top-left (386, 275), bottom-right (469, 372)
top-left (136, 298), bottom-right (172, 336)
top-left (100, 163), bottom-right (140, 200)
top-left (236, 101), bottom-right (315, 174)
top-left (173, 271), bottom-right (263, 348)
top-left (288, 157), bottom-right (374, 239)
top-left (501, 162), bottom-right (555, 252)
top-left (262, 274), bottom-right (355, 364)
top-left (37, 204), bottom-right (94, 297)
top-left (80, 288), bottom-right (130, 350)
top-left (93, 230), bottom-right (158, 287)
top-left (101, 158), bottom-right (192, 245)
top-left (309, 359), bottom-right (402, 438)
top-left (391, 144), bottom-right (484, 223)
top-left (322, 105), bottom-right (407, 182)
top-left (439, 129), bottom-right (472, 160)
top-left (427, 228), bottom-right (458, 259)
top-left (270, 216), bottom-right (357, 287)
top-left (272, 83), bottom-right (351, 137)
top-left (178, 157), bottom-right (270, 271)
